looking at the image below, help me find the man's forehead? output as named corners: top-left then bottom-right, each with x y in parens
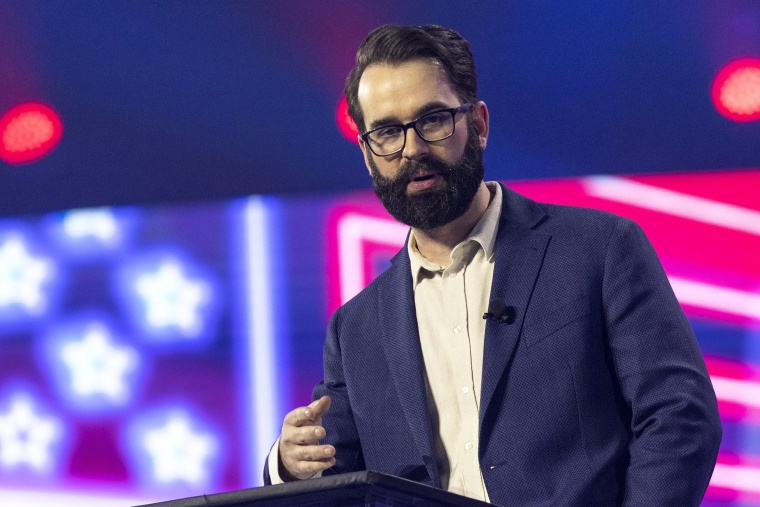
top-left (357, 59), bottom-right (458, 121)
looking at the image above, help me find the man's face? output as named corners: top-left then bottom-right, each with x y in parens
top-left (356, 59), bottom-right (488, 230)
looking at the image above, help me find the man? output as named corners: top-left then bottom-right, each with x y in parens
top-left (265, 25), bottom-right (721, 505)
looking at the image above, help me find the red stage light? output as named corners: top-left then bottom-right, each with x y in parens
top-left (0, 102), bottom-right (64, 165)
top-left (336, 95), bottom-right (359, 144)
top-left (712, 58), bottom-right (760, 123)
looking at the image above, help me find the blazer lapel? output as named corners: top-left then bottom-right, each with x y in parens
top-left (377, 252), bottom-right (439, 487)
top-left (480, 186), bottom-right (551, 428)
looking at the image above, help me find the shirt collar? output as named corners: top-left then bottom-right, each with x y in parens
top-left (408, 182), bottom-right (503, 288)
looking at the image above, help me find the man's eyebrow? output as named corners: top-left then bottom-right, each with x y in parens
top-left (367, 101), bottom-right (453, 131)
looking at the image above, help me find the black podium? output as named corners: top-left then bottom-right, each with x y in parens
top-left (136, 471), bottom-right (491, 506)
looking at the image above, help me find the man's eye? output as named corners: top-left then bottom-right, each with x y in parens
top-left (375, 126), bottom-right (402, 138)
top-left (419, 113), bottom-right (446, 127)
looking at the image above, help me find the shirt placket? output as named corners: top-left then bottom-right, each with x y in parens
top-left (443, 254), bottom-right (482, 498)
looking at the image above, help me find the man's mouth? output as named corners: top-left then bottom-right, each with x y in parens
top-left (406, 171), bottom-right (442, 192)
top-left (408, 170), bottom-right (438, 183)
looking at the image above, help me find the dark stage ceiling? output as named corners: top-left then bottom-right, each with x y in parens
top-left (1, 1), bottom-right (758, 216)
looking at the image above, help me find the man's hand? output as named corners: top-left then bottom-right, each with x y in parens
top-left (278, 396), bottom-right (336, 481)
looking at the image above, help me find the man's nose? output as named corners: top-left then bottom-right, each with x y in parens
top-left (402, 128), bottom-right (430, 160)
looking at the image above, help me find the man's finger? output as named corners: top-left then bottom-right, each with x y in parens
top-left (282, 425), bottom-right (326, 445)
top-left (287, 456), bottom-right (336, 478)
top-left (292, 443), bottom-right (335, 462)
top-left (308, 395), bottom-right (332, 418)
top-left (285, 396), bottom-right (331, 427)
top-left (285, 406), bottom-right (317, 427)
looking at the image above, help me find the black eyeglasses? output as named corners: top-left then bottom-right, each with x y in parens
top-left (359, 103), bottom-right (472, 157)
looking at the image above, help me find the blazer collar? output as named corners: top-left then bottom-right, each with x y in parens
top-left (479, 184), bottom-right (550, 438)
top-left (377, 250), bottom-right (440, 486)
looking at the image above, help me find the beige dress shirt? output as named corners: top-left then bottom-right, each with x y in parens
top-left (407, 182), bottom-right (501, 502)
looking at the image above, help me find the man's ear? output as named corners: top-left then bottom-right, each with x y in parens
top-left (472, 101), bottom-right (489, 150)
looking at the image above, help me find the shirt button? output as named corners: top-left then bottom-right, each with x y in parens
top-left (448, 272), bottom-right (456, 278)
top-left (461, 386), bottom-right (469, 394)
top-left (465, 442), bottom-right (473, 451)
top-left (453, 326), bottom-right (462, 334)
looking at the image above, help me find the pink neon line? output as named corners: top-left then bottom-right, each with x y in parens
top-left (706, 453), bottom-right (760, 502)
top-left (705, 356), bottom-right (760, 382)
top-left (705, 357), bottom-right (760, 424)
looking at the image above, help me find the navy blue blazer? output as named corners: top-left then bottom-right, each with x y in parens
top-left (267, 185), bottom-right (721, 506)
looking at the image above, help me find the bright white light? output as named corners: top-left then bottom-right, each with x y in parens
top-left (62, 208), bottom-right (118, 244)
top-left (711, 462), bottom-right (760, 494)
top-left (710, 376), bottom-right (760, 409)
top-left (0, 395), bottom-right (61, 473)
top-left (143, 413), bottom-right (216, 484)
top-left (0, 235), bottom-right (52, 314)
top-left (583, 176), bottom-right (760, 236)
top-left (135, 260), bottom-right (210, 336)
top-left (0, 488), bottom-right (164, 507)
top-left (244, 197), bottom-right (279, 486)
top-left (669, 277), bottom-right (760, 321)
top-left (61, 323), bottom-right (137, 402)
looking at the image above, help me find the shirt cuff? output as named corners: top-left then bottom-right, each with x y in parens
top-left (267, 437), bottom-right (323, 484)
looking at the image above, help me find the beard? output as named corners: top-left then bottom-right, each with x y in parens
top-left (368, 125), bottom-right (484, 230)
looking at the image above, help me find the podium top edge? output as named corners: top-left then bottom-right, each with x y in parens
top-left (134, 470), bottom-right (491, 507)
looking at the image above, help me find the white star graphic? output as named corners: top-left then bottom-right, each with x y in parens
top-left (0, 395), bottom-right (61, 473)
top-left (62, 208), bottom-right (118, 244)
top-left (61, 323), bottom-right (138, 403)
top-left (143, 413), bottom-right (216, 484)
top-left (0, 235), bottom-right (53, 314)
top-left (135, 260), bottom-right (210, 336)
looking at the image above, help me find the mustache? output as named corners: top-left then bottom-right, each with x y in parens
top-left (391, 156), bottom-right (452, 183)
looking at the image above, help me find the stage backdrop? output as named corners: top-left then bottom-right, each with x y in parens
top-left (0, 169), bottom-right (758, 507)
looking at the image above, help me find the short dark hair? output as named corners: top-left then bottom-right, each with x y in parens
top-left (345, 25), bottom-right (478, 133)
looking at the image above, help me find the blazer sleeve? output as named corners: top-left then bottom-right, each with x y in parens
top-left (311, 309), bottom-right (366, 475)
top-left (602, 218), bottom-right (721, 505)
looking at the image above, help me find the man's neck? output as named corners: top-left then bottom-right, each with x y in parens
top-left (412, 182), bottom-right (492, 267)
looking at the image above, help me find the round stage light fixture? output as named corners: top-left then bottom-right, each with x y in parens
top-left (336, 95), bottom-right (359, 144)
top-left (0, 102), bottom-right (64, 165)
top-left (712, 57), bottom-right (760, 122)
